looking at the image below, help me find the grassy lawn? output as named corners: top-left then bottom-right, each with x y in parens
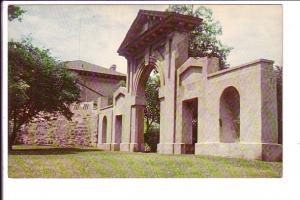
top-left (8, 145), bottom-right (282, 178)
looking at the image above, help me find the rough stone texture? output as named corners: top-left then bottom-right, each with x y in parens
top-left (16, 102), bottom-right (99, 147)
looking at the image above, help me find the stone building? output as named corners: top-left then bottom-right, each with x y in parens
top-left (65, 60), bottom-right (126, 104)
top-left (96, 10), bottom-right (282, 161)
top-left (16, 61), bottom-right (126, 147)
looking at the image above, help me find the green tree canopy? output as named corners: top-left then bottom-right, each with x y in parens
top-left (144, 70), bottom-right (160, 133)
top-left (8, 6), bottom-right (80, 150)
top-left (144, 70), bottom-right (160, 152)
top-left (167, 5), bottom-right (233, 68)
top-left (8, 38), bottom-right (80, 150)
top-left (8, 5), bottom-right (26, 21)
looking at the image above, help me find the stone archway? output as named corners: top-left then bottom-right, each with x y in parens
top-left (117, 10), bottom-right (201, 154)
top-left (133, 57), bottom-right (165, 96)
top-left (131, 59), bottom-right (163, 152)
top-left (219, 86), bottom-right (240, 143)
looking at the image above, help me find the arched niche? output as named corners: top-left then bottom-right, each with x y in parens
top-left (219, 86), bottom-right (240, 143)
top-left (102, 116), bottom-right (107, 143)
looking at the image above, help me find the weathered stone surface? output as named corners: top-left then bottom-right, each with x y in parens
top-left (16, 102), bottom-right (99, 147)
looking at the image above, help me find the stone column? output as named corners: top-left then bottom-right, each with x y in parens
top-left (174, 94), bottom-right (183, 154)
top-left (129, 104), bottom-right (145, 152)
top-left (260, 61), bottom-right (281, 161)
top-left (110, 114), bottom-right (120, 151)
top-left (158, 32), bottom-right (190, 154)
top-left (260, 61), bottom-right (278, 143)
top-left (97, 114), bottom-right (103, 146)
top-left (124, 95), bottom-right (145, 152)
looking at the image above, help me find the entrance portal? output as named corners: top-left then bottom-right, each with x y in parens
top-left (135, 64), bottom-right (161, 153)
top-left (182, 98), bottom-right (198, 154)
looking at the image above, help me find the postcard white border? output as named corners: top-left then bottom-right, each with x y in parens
top-left (2, 1), bottom-right (300, 200)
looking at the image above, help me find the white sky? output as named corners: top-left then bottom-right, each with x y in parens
top-left (8, 4), bottom-right (282, 74)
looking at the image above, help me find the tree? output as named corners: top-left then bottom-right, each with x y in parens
top-left (166, 5), bottom-right (232, 68)
top-left (143, 71), bottom-right (160, 151)
top-left (144, 71), bottom-right (160, 134)
top-left (8, 38), bottom-right (80, 150)
top-left (8, 5), bottom-right (26, 22)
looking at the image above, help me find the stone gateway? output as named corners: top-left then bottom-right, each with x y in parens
top-left (96, 10), bottom-right (282, 161)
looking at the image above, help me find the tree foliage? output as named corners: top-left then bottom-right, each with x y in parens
top-left (144, 127), bottom-right (159, 152)
top-left (8, 5), bottom-right (26, 22)
top-left (144, 71), bottom-right (160, 134)
top-left (8, 38), bottom-right (80, 149)
top-left (166, 5), bottom-right (232, 68)
top-left (144, 71), bottom-right (160, 152)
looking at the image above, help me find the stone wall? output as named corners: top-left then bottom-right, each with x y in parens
top-left (72, 71), bottom-right (125, 103)
top-left (16, 102), bottom-right (99, 147)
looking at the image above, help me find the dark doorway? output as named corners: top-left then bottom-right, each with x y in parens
top-left (182, 98), bottom-right (198, 154)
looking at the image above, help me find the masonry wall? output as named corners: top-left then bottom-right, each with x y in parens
top-left (16, 102), bottom-right (99, 147)
top-left (97, 105), bottom-right (114, 150)
top-left (72, 71), bottom-right (125, 102)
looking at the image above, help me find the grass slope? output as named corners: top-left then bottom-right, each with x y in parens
top-left (8, 145), bottom-right (282, 178)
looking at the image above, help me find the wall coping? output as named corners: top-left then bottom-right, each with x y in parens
top-left (208, 58), bottom-right (274, 79)
top-left (100, 105), bottom-right (113, 111)
top-left (113, 87), bottom-right (127, 99)
top-left (177, 57), bottom-right (204, 76)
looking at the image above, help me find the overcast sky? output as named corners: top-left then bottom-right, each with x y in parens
top-left (8, 4), bottom-right (282, 74)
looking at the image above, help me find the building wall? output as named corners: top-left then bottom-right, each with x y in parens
top-left (16, 68), bottom-right (125, 148)
top-left (94, 26), bottom-right (282, 161)
top-left (17, 102), bottom-right (98, 147)
top-left (72, 71), bottom-right (125, 103)
top-left (195, 59), bottom-right (281, 161)
top-left (97, 105), bottom-right (114, 150)
top-left (176, 57), bottom-right (206, 153)
top-left (96, 56), bottom-right (282, 161)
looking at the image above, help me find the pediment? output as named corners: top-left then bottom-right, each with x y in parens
top-left (118, 10), bottom-right (167, 54)
top-left (118, 9), bottom-right (202, 57)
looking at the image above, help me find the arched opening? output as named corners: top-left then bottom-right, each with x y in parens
top-left (102, 116), bottom-right (107, 143)
top-left (135, 64), bottom-right (161, 152)
top-left (219, 86), bottom-right (240, 143)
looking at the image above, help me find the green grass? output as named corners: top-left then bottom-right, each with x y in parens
top-left (8, 145), bottom-right (282, 178)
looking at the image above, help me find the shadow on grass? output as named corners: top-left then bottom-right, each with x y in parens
top-left (9, 147), bottom-right (103, 155)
